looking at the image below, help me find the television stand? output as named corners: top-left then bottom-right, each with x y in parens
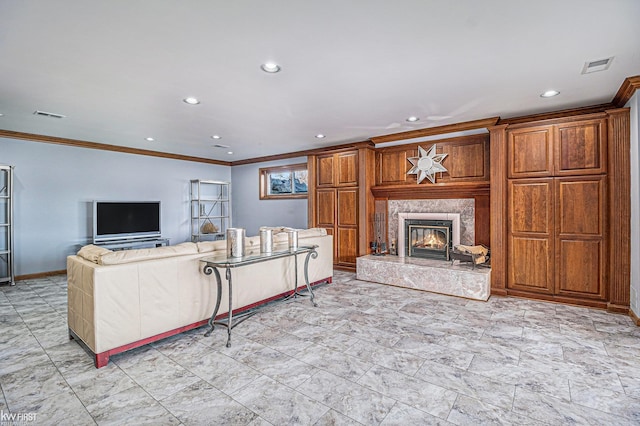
top-left (95, 238), bottom-right (170, 251)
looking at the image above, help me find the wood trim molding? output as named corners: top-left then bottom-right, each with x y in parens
top-left (606, 108), bottom-right (631, 311)
top-left (612, 75), bottom-right (640, 108)
top-left (0, 129), bottom-right (230, 166)
top-left (231, 140), bottom-right (374, 166)
top-left (16, 270), bottom-right (66, 281)
top-left (488, 124), bottom-right (508, 294)
top-left (630, 309), bottom-right (640, 326)
top-left (504, 289), bottom-right (609, 310)
top-left (371, 182), bottom-right (489, 199)
top-left (499, 107), bottom-right (611, 126)
top-left (369, 117), bottom-right (499, 144)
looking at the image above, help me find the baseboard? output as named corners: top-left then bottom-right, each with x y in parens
top-left (16, 270), bottom-right (66, 281)
top-left (630, 309), bottom-right (640, 326)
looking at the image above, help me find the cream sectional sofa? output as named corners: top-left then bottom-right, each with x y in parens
top-left (67, 228), bottom-right (333, 368)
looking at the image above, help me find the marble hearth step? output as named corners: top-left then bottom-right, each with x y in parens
top-left (356, 254), bottom-right (491, 301)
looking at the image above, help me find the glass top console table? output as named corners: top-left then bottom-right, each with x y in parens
top-left (200, 244), bottom-right (319, 347)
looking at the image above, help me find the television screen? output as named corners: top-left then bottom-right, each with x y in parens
top-left (93, 201), bottom-right (161, 243)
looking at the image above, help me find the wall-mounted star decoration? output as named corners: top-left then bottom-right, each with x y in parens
top-left (407, 144), bottom-right (448, 184)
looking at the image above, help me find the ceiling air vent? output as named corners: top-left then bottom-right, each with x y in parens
top-left (213, 143), bottom-right (230, 148)
top-left (581, 57), bottom-right (614, 74)
top-left (33, 110), bottom-right (66, 119)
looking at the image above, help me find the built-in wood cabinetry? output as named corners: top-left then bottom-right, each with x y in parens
top-left (371, 134), bottom-right (491, 247)
top-left (492, 111), bottom-right (629, 310)
top-left (308, 146), bottom-right (375, 269)
top-left (376, 134), bottom-right (489, 185)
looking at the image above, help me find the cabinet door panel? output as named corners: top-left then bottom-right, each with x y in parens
top-left (555, 176), bottom-right (606, 299)
top-left (337, 189), bottom-right (358, 227)
top-left (508, 178), bottom-right (554, 294)
top-left (556, 239), bottom-right (605, 298)
top-left (444, 141), bottom-right (487, 179)
top-left (508, 237), bottom-right (554, 293)
top-left (316, 189), bottom-right (335, 226)
top-left (508, 126), bottom-right (553, 178)
top-left (556, 177), bottom-right (604, 236)
top-left (555, 119), bottom-right (606, 176)
top-left (509, 179), bottom-right (553, 234)
top-left (377, 151), bottom-right (408, 185)
top-left (317, 155), bottom-right (335, 187)
top-left (337, 152), bottom-right (358, 186)
top-left (337, 227), bottom-right (358, 265)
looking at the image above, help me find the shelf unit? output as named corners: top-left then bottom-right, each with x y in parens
top-left (1, 165), bottom-right (14, 285)
top-left (190, 180), bottom-right (231, 242)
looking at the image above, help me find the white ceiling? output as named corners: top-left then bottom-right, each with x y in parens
top-left (1, 1), bottom-right (639, 162)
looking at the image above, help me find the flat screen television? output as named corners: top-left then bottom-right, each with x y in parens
top-left (93, 201), bottom-right (161, 243)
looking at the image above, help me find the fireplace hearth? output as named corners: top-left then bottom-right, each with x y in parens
top-left (405, 219), bottom-right (453, 260)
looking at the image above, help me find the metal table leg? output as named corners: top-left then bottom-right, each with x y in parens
top-left (203, 265), bottom-right (222, 337)
top-left (284, 248), bottom-right (318, 306)
top-left (225, 266), bottom-right (232, 347)
top-left (303, 248), bottom-right (318, 307)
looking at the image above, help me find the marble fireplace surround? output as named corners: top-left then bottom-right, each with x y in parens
top-left (356, 198), bottom-right (489, 301)
top-left (388, 199), bottom-right (475, 250)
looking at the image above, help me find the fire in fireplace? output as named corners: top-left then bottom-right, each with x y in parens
top-left (405, 219), bottom-right (453, 260)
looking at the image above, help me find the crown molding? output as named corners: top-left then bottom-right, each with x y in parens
top-left (231, 140), bottom-right (374, 166)
top-left (369, 117), bottom-right (499, 145)
top-left (498, 104), bottom-right (613, 126)
top-left (0, 129), bottom-right (231, 166)
top-left (612, 75), bottom-right (640, 107)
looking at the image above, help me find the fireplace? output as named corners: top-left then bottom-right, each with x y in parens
top-left (396, 212), bottom-right (461, 259)
top-left (405, 219), bottom-right (453, 260)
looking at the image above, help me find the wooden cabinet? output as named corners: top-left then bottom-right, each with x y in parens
top-left (376, 134), bottom-right (489, 185)
top-left (508, 125), bottom-right (554, 178)
top-left (555, 176), bottom-right (607, 300)
top-left (309, 148), bottom-right (374, 269)
top-left (316, 151), bottom-right (358, 187)
top-left (508, 119), bottom-right (606, 178)
top-left (508, 178), bottom-right (555, 294)
top-left (554, 119), bottom-right (607, 176)
top-left (505, 116), bottom-right (608, 303)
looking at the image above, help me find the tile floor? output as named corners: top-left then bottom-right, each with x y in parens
top-left (1, 271), bottom-right (640, 425)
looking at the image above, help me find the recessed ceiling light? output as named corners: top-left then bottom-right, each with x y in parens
top-left (183, 97), bottom-right (200, 105)
top-left (145, 137), bottom-right (155, 142)
top-left (315, 134), bottom-right (326, 139)
top-left (261, 62), bottom-right (281, 73)
top-left (540, 90), bottom-right (560, 98)
top-left (211, 135), bottom-right (222, 140)
top-left (406, 116), bottom-right (420, 122)
top-left (227, 151), bottom-right (234, 155)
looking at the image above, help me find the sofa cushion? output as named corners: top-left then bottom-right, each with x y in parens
top-left (196, 240), bottom-right (227, 253)
top-left (98, 242), bottom-right (198, 265)
top-left (77, 245), bottom-right (113, 263)
top-left (260, 227), bottom-right (327, 243)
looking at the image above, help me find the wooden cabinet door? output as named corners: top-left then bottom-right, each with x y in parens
top-left (336, 188), bottom-right (358, 266)
top-left (336, 151), bottom-right (358, 186)
top-left (555, 176), bottom-right (607, 299)
top-left (507, 178), bottom-right (554, 294)
top-left (316, 154), bottom-right (335, 187)
top-left (377, 150), bottom-right (409, 185)
top-left (315, 189), bottom-right (335, 227)
top-left (508, 126), bottom-right (554, 178)
top-left (554, 119), bottom-right (607, 176)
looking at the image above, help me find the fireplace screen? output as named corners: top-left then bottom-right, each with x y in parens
top-left (405, 219), bottom-right (453, 260)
